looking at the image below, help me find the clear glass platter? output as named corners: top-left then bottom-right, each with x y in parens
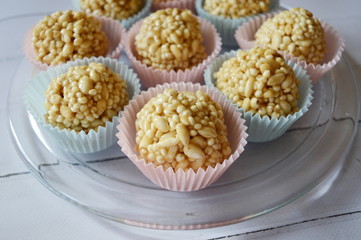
top-left (6, 16), bottom-right (360, 230)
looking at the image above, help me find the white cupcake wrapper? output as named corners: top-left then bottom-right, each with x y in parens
top-left (73, 0), bottom-right (152, 29)
top-left (234, 12), bottom-right (345, 83)
top-left (152, 0), bottom-right (196, 14)
top-left (195, 0), bottom-right (280, 47)
top-left (124, 17), bottom-right (222, 88)
top-left (24, 16), bottom-right (126, 70)
top-left (23, 57), bottom-right (141, 153)
top-left (204, 50), bottom-right (313, 142)
top-left (117, 82), bottom-right (248, 191)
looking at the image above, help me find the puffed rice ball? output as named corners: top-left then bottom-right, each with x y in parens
top-left (44, 62), bottom-right (129, 133)
top-left (214, 47), bottom-right (300, 118)
top-left (135, 8), bottom-right (207, 71)
top-left (135, 89), bottom-right (232, 172)
top-left (80, 0), bottom-right (142, 20)
top-left (255, 8), bottom-right (326, 64)
top-left (203, 0), bottom-right (271, 18)
top-left (32, 10), bottom-right (109, 65)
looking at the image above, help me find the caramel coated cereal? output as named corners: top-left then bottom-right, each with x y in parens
top-left (135, 89), bottom-right (231, 172)
top-left (45, 62), bottom-right (129, 133)
top-left (32, 10), bottom-right (109, 65)
top-left (135, 8), bottom-right (207, 71)
top-left (203, 0), bottom-right (271, 18)
top-left (214, 47), bottom-right (300, 118)
top-left (80, 0), bottom-right (142, 20)
top-left (255, 8), bottom-right (326, 64)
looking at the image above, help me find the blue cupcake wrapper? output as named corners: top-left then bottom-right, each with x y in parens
top-left (23, 57), bottom-right (141, 153)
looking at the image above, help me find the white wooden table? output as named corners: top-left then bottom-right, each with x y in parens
top-left (1, 0), bottom-right (361, 239)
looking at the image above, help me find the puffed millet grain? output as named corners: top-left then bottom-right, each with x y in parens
top-left (135, 8), bottom-right (207, 71)
top-left (203, 0), bottom-right (271, 18)
top-left (44, 62), bottom-right (129, 133)
top-left (214, 47), bottom-right (300, 118)
top-left (80, 0), bottom-right (142, 20)
top-left (135, 89), bottom-right (232, 172)
top-left (255, 8), bottom-right (326, 64)
top-left (32, 10), bottom-right (109, 65)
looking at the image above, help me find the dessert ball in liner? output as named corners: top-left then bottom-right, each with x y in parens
top-left (234, 10), bottom-right (345, 83)
top-left (204, 50), bottom-right (313, 142)
top-left (74, 0), bottom-right (152, 29)
top-left (116, 82), bottom-right (248, 191)
top-left (152, 0), bottom-right (196, 14)
top-left (23, 57), bottom-right (141, 153)
top-left (24, 11), bottom-right (126, 70)
top-left (124, 9), bottom-right (221, 88)
top-left (195, 0), bottom-right (280, 47)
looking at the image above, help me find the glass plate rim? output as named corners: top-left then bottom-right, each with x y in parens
top-left (5, 13), bottom-right (360, 228)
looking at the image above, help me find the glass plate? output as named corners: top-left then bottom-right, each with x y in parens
top-left (7, 14), bottom-right (359, 229)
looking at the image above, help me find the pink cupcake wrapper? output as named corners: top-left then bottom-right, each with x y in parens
top-left (151, 0), bottom-right (196, 14)
top-left (116, 82), bottom-right (248, 192)
top-left (123, 17), bottom-right (222, 88)
top-left (24, 16), bottom-right (126, 70)
top-left (234, 12), bottom-right (345, 83)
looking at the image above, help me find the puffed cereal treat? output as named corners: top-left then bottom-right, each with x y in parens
top-left (117, 82), bottom-right (248, 191)
top-left (195, 0), bottom-right (280, 46)
top-left (77, 0), bottom-right (152, 29)
top-left (204, 48), bottom-right (313, 142)
top-left (255, 8), bottom-right (326, 65)
top-left (234, 9), bottom-right (345, 82)
top-left (204, 0), bottom-right (272, 18)
top-left (135, 9), bottom-right (207, 72)
top-left (124, 8), bottom-right (221, 88)
top-left (135, 89), bottom-right (232, 172)
top-left (80, 0), bottom-right (142, 20)
top-left (44, 63), bottom-right (129, 133)
top-left (24, 10), bottom-right (125, 70)
top-left (23, 57), bottom-right (141, 153)
top-left (152, 0), bottom-right (196, 14)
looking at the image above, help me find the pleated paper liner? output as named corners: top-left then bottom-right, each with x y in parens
top-left (204, 50), bottom-right (313, 142)
top-left (23, 57), bottom-right (141, 153)
top-left (152, 0), bottom-right (196, 14)
top-left (123, 17), bottom-right (222, 89)
top-left (195, 0), bottom-right (280, 47)
top-left (234, 12), bottom-right (345, 83)
top-left (116, 82), bottom-right (248, 191)
top-left (24, 15), bottom-right (126, 70)
top-left (72, 0), bottom-right (152, 29)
